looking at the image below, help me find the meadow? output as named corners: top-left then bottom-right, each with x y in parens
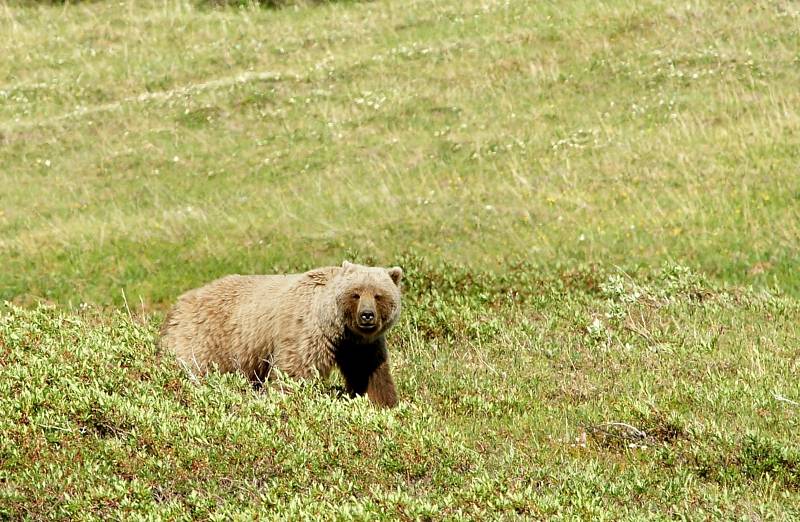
top-left (1, 0), bottom-right (799, 518)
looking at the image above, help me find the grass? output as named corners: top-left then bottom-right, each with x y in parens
top-left (1, 0), bottom-right (799, 518)
top-left (2, 263), bottom-right (799, 518)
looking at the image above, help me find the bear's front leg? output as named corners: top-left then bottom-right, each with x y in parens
top-left (336, 339), bottom-right (398, 408)
top-left (366, 361), bottom-right (398, 408)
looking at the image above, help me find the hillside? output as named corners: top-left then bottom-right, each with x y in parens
top-left (1, 0), bottom-right (799, 518)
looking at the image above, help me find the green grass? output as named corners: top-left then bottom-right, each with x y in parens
top-left (2, 264), bottom-right (799, 518)
top-left (1, 0), bottom-right (799, 518)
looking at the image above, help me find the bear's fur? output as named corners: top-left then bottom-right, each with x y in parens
top-left (159, 261), bottom-right (403, 407)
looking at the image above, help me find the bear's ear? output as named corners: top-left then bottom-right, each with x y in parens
top-left (387, 266), bottom-right (403, 285)
top-left (342, 260), bottom-right (354, 271)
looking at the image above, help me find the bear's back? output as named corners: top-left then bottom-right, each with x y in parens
top-left (161, 270), bottom-right (335, 378)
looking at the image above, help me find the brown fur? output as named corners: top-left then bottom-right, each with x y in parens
top-left (159, 261), bottom-right (403, 407)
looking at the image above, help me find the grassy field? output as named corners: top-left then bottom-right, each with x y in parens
top-left (1, 0), bottom-right (799, 518)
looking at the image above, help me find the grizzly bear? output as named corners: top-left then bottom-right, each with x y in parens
top-left (159, 261), bottom-right (403, 407)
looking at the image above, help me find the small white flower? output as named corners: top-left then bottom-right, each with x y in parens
top-left (587, 317), bottom-right (606, 339)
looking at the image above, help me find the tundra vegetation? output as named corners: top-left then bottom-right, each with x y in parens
top-left (1, 0), bottom-right (798, 518)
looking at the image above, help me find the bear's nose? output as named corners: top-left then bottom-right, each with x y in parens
top-left (360, 311), bottom-right (375, 323)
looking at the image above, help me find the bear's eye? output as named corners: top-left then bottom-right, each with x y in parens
top-left (351, 293), bottom-right (360, 299)
top-left (374, 294), bottom-right (382, 300)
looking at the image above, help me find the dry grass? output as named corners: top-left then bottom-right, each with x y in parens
top-left (2, 0), bottom-right (799, 305)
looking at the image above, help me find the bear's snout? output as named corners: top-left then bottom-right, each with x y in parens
top-left (356, 297), bottom-right (378, 330)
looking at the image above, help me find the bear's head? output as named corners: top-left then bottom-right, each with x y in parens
top-left (333, 261), bottom-right (403, 341)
